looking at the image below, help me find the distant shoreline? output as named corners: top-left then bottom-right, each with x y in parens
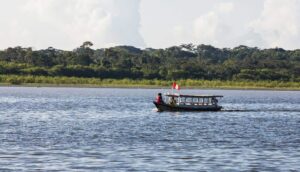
top-left (1, 83), bottom-right (299, 91)
top-left (1, 75), bottom-right (299, 91)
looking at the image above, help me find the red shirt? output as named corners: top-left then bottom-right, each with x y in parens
top-left (156, 96), bottom-right (162, 104)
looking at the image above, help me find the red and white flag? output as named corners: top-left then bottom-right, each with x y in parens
top-left (172, 82), bottom-right (180, 90)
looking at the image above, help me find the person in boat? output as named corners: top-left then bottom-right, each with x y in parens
top-left (155, 93), bottom-right (164, 104)
top-left (169, 96), bottom-right (176, 106)
top-left (212, 97), bottom-right (218, 105)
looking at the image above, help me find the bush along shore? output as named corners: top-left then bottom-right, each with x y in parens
top-left (0, 75), bottom-right (299, 90)
top-left (1, 42), bottom-right (299, 90)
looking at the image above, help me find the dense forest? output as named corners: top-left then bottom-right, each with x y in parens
top-left (0, 41), bottom-right (300, 82)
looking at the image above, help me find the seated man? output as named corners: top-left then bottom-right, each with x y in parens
top-left (156, 93), bottom-right (164, 104)
top-left (169, 96), bottom-right (176, 106)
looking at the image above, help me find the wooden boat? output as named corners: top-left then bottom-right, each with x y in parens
top-left (154, 93), bottom-right (223, 112)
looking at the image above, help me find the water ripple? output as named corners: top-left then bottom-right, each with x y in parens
top-left (0, 87), bottom-right (299, 171)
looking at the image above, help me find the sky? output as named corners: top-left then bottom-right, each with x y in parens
top-left (0, 0), bottom-right (299, 50)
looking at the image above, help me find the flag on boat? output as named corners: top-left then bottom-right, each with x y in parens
top-left (172, 82), bottom-right (180, 90)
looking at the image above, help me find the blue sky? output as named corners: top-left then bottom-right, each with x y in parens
top-left (0, 0), bottom-right (299, 50)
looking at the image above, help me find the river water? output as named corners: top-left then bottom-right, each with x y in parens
top-left (0, 87), bottom-right (299, 171)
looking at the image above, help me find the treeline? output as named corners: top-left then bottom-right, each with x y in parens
top-left (1, 75), bottom-right (299, 89)
top-left (0, 42), bottom-right (299, 81)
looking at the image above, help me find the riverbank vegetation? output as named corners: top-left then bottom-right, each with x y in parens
top-left (0, 42), bottom-right (299, 89)
top-left (1, 75), bottom-right (299, 90)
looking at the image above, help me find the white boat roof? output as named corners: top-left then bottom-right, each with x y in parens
top-left (165, 93), bottom-right (223, 98)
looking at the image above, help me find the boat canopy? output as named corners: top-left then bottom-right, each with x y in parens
top-left (165, 94), bottom-right (223, 98)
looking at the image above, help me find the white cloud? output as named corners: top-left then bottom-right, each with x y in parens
top-left (1, 0), bottom-right (299, 49)
top-left (193, 2), bottom-right (234, 46)
top-left (0, 0), bottom-right (144, 50)
top-left (171, 25), bottom-right (190, 45)
top-left (250, 0), bottom-right (300, 49)
top-left (216, 2), bottom-right (234, 13)
top-left (193, 12), bottom-right (219, 44)
top-left (140, 0), bottom-right (266, 49)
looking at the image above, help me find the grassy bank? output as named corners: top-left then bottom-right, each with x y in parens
top-left (0, 75), bottom-right (299, 90)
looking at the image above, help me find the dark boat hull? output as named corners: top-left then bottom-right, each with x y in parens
top-left (153, 102), bottom-right (222, 112)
